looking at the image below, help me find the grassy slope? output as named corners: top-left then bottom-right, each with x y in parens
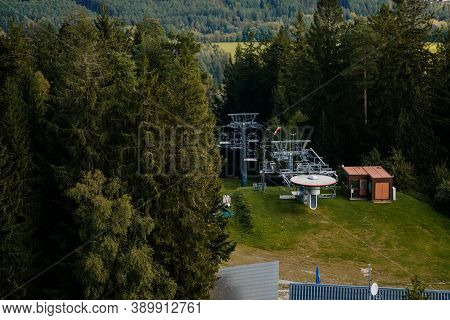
top-left (222, 178), bottom-right (450, 289)
top-left (213, 42), bottom-right (268, 60)
top-left (213, 42), bottom-right (243, 61)
top-left (214, 42), bottom-right (440, 59)
top-left (214, 42), bottom-right (242, 56)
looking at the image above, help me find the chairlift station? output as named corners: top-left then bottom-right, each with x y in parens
top-left (290, 175), bottom-right (337, 210)
top-left (218, 113), bottom-right (338, 209)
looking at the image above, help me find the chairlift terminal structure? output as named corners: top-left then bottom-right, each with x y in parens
top-left (290, 175), bottom-right (337, 210)
top-left (258, 139), bottom-right (337, 196)
top-left (219, 113), bottom-right (261, 187)
top-left (218, 113), bottom-right (338, 203)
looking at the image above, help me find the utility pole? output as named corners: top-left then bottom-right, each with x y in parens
top-left (361, 264), bottom-right (372, 300)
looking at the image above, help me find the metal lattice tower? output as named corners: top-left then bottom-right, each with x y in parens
top-left (259, 139), bottom-right (337, 198)
top-left (218, 113), bottom-right (337, 197)
top-left (218, 113), bottom-right (261, 186)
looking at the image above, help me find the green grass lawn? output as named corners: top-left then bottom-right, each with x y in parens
top-left (213, 42), bottom-right (267, 60)
top-left (222, 178), bottom-right (450, 289)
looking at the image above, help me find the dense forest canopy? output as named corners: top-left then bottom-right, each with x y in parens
top-left (1, 0), bottom-right (448, 41)
top-left (0, 10), bottom-right (234, 299)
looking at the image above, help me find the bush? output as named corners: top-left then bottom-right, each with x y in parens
top-left (435, 179), bottom-right (450, 215)
top-left (431, 162), bottom-right (450, 182)
top-left (231, 192), bottom-right (253, 232)
top-left (404, 275), bottom-right (428, 300)
top-left (361, 147), bottom-right (383, 166)
top-left (363, 148), bottom-right (417, 191)
top-left (385, 149), bottom-right (417, 191)
top-left (429, 162), bottom-right (450, 192)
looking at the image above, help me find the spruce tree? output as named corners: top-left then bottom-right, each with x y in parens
top-left (0, 81), bottom-right (33, 299)
top-left (0, 21), bottom-right (36, 299)
top-left (336, 17), bottom-right (380, 161)
top-left (273, 13), bottom-right (311, 128)
top-left (0, 13), bottom-right (235, 299)
top-left (164, 33), bottom-right (234, 299)
top-left (94, 12), bottom-right (138, 178)
top-left (430, 29), bottom-right (449, 161)
top-left (133, 31), bottom-right (234, 299)
top-left (49, 16), bottom-right (108, 180)
top-left (33, 16), bottom-right (118, 298)
top-left (263, 26), bottom-right (294, 125)
top-left (306, 0), bottom-right (346, 160)
top-left (220, 38), bottom-right (271, 121)
top-left (344, 17), bottom-right (378, 127)
top-left (95, 4), bottom-right (129, 53)
top-left (369, 0), bottom-right (437, 169)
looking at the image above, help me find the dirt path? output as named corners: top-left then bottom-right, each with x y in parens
top-left (225, 244), bottom-right (450, 290)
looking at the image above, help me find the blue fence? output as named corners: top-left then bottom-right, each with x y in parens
top-left (289, 283), bottom-right (450, 300)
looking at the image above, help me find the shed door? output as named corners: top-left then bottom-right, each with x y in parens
top-left (375, 183), bottom-right (390, 200)
top-left (359, 180), bottom-right (368, 196)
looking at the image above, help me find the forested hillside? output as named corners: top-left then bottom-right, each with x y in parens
top-left (73, 0), bottom-right (389, 40)
top-left (0, 0), bottom-right (92, 30)
top-left (1, 0), bottom-right (448, 41)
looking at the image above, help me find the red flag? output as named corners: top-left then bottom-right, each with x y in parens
top-left (273, 127), bottom-right (282, 135)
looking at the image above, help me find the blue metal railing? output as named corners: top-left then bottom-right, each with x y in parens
top-left (289, 283), bottom-right (450, 300)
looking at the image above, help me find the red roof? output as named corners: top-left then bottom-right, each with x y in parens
top-left (342, 166), bottom-right (393, 179)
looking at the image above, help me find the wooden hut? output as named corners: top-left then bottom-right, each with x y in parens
top-left (341, 166), bottom-right (395, 202)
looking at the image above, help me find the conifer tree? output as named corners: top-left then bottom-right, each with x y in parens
top-left (344, 17), bottom-right (378, 127)
top-left (220, 38), bottom-right (271, 121)
top-left (273, 12), bottom-right (311, 128)
top-left (49, 16), bottom-right (108, 180)
top-left (263, 26), bottom-right (294, 124)
top-left (0, 12), bottom-right (236, 299)
top-left (95, 4), bottom-right (129, 53)
top-left (30, 22), bottom-right (58, 82)
top-left (336, 17), bottom-right (380, 161)
top-left (369, 0), bottom-right (437, 169)
top-left (306, 0), bottom-right (346, 159)
top-left (133, 31), bottom-right (234, 299)
top-left (67, 170), bottom-right (176, 299)
top-left (161, 34), bottom-right (234, 298)
top-left (33, 16), bottom-right (121, 298)
top-left (0, 84), bottom-right (33, 298)
top-left (430, 29), bottom-right (450, 161)
top-left (0, 21), bottom-right (36, 298)
top-left (94, 12), bottom-right (138, 178)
